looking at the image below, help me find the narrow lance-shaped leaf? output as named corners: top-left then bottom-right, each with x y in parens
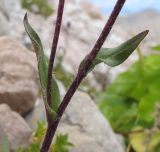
top-left (23, 13), bottom-right (60, 117)
top-left (81, 30), bottom-right (149, 73)
top-left (2, 135), bottom-right (9, 152)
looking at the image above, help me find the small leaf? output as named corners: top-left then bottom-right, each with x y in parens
top-left (138, 93), bottom-right (159, 123)
top-left (130, 130), bottom-right (160, 152)
top-left (51, 134), bottom-right (74, 152)
top-left (85, 30), bottom-right (149, 72)
top-left (2, 135), bottom-right (9, 152)
top-left (23, 13), bottom-right (60, 116)
top-left (151, 45), bottom-right (160, 51)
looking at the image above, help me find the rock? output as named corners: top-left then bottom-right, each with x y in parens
top-left (0, 0), bottom-right (21, 15)
top-left (24, 98), bottom-right (46, 129)
top-left (117, 9), bottom-right (160, 45)
top-left (0, 0), bottom-right (22, 37)
top-left (57, 91), bottom-right (125, 152)
top-left (80, 2), bottom-right (102, 19)
top-left (0, 12), bottom-right (9, 35)
top-left (0, 0), bottom-right (27, 41)
top-left (0, 104), bottom-right (32, 151)
top-left (0, 37), bottom-right (38, 114)
top-left (0, 0), bottom-right (8, 19)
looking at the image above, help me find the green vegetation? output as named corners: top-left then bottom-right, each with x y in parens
top-left (98, 46), bottom-right (160, 151)
top-left (21, 0), bottom-right (54, 17)
top-left (17, 121), bottom-right (73, 152)
top-left (1, 135), bottom-right (9, 152)
top-left (51, 134), bottom-right (74, 152)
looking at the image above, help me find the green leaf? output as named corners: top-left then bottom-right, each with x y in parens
top-left (86, 30), bottom-right (149, 72)
top-left (138, 93), bottom-right (160, 123)
top-left (23, 13), bottom-right (60, 116)
top-left (2, 135), bottom-right (9, 152)
top-left (130, 130), bottom-right (160, 152)
top-left (155, 143), bottom-right (160, 152)
top-left (21, 0), bottom-right (54, 17)
top-left (51, 134), bottom-right (74, 152)
top-left (151, 45), bottom-right (160, 51)
top-left (35, 121), bottom-right (46, 139)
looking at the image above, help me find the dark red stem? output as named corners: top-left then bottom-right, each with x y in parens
top-left (41, 0), bottom-right (126, 151)
top-left (40, 124), bottom-right (55, 152)
top-left (56, 0), bottom-right (127, 133)
top-left (47, 0), bottom-right (65, 108)
top-left (41, 0), bottom-right (65, 151)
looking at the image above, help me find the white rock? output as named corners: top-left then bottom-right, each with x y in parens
top-left (0, 12), bottom-right (9, 35)
top-left (80, 2), bottom-right (102, 20)
top-left (0, 104), bottom-right (32, 151)
top-left (24, 98), bottom-right (46, 129)
top-left (0, 37), bottom-right (38, 114)
top-left (57, 91), bottom-right (125, 152)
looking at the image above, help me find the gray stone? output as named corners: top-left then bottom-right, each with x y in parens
top-left (0, 37), bottom-right (38, 114)
top-left (80, 2), bottom-right (102, 20)
top-left (0, 12), bottom-right (9, 35)
top-left (0, 0), bottom-right (21, 16)
top-left (24, 98), bottom-right (46, 129)
top-left (57, 91), bottom-right (125, 152)
top-left (0, 104), bottom-right (32, 151)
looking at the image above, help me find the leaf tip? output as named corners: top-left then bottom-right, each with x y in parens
top-left (140, 30), bottom-right (149, 38)
top-left (24, 13), bottom-right (28, 22)
top-left (133, 30), bottom-right (149, 45)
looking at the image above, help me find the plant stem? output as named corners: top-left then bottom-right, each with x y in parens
top-left (41, 0), bottom-right (126, 151)
top-left (56, 0), bottom-right (126, 131)
top-left (40, 0), bottom-right (65, 151)
top-left (40, 124), bottom-right (55, 152)
top-left (47, 0), bottom-right (65, 109)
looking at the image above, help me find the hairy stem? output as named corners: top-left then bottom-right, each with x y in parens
top-left (41, 0), bottom-right (126, 151)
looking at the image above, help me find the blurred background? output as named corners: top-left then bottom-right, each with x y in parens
top-left (88, 0), bottom-right (160, 14)
top-left (0, 0), bottom-right (160, 151)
